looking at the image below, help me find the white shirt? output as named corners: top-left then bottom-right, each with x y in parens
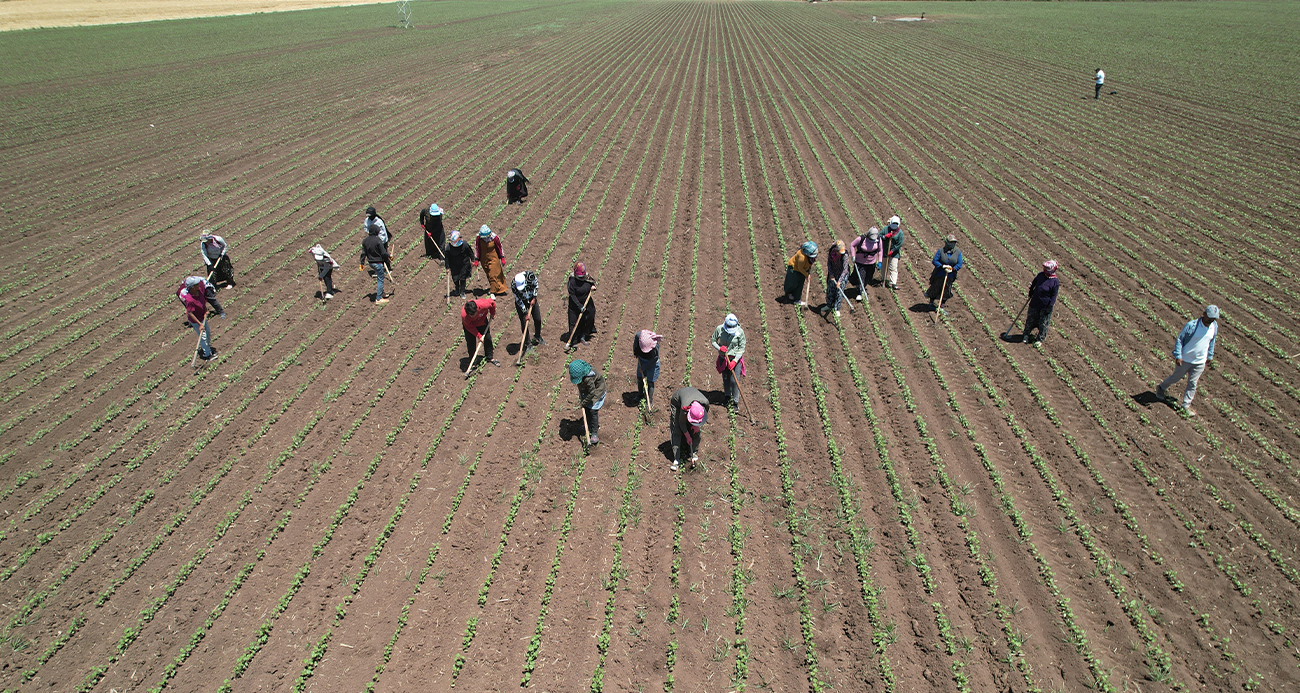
top-left (365, 216), bottom-right (388, 243)
top-left (1095, 70), bottom-right (1105, 85)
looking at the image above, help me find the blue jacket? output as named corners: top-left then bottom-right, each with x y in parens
top-left (931, 247), bottom-right (963, 277)
top-left (1172, 318), bottom-right (1217, 364)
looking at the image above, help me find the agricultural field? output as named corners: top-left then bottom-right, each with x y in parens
top-left (1, 1), bottom-right (1298, 691)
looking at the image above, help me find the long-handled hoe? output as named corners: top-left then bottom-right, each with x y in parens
top-left (932, 272), bottom-right (952, 324)
top-left (427, 232), bottom-right (452, 304)
top-left (727, 358), bottom-right (756, 425)
top-left (189, 314), bottom-right (209, 368)
top-left (464, 337), bottom-right (484, 379)
top-left (1003, 297), bottom-right (1031, 340)
top-left (564, 293), bottom-right (593, 352)
top-left (515, 301), bottom-right (534, 366)
top-left (836, 280), bottom-right (855, 314)
top-left (580, 407), bottom-right (592, 449)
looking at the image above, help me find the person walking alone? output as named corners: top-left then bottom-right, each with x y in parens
top-left (475, 225), bottom-right (509, 295)
top-left (711, 313), bottom-right (746, 407)
top-left (784, 241), bottom-right (818, 305)
top-left (461, 296), bottom-right (500, 369)
top-left (926, 235), bottom-right (963, 310)
top-left (1094, 68), bottom-right (1105, 99)
top-left (309, 244), bottom-right (340, 299)
top-left (364, 206), bottom-right (390, 250)
top-left (633, 328), bottom-right (663, 409)
top-left (360, 224), bottom-right (391, 304)
top-left (848, 226), bottom-right (883, 301)
top-left (177, 275), bottom-right (225, 317)
top-left (569, 359), bottom-right (606, 445)
top-left (421, 203), bottom-right (446, 260)
top-left (881, 216), bottom-right (904, 290)
top-left (200, 232), bottom-right (236, 288)
top-left (1023, 260), bottom-right (1060, 345)
top-left (512, 270), bottom-right (544, 353)
top-left (820, 240), bottom-right (851, 318)
top-left (1155, 305), bottom-right (1219, 416)
top-left (668, 386), bottom-right (709, 471)
top-left (506, 168), bottom-right (530, 204)
top-left (567, 262), bottom-right (597, 347)
top-left (445, 231), bottom-right (475, 297)
top-left (181, 282), bottom-right (217, 361)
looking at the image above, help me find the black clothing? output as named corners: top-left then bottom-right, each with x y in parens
top-left (207, 255), bottom-right (236, 287)
top-left (445, 242), bottom-right (475, 295)
top-left (514, 295), bottom-right (543, 345)
top-left (1024, 305), bottom-right (1054, 343)
top-left (360, 235), bottom-right (390, 265)
top-left (506, 169), bottom-right (530, 203)
top-left (420, 211), bottom-right (445, 260)
top-left (669, 386), bottom-right (709, 461)
top-left (567, 275), bottom-right (596, 341)
top-left (464, 324), bottom-right (494, 360)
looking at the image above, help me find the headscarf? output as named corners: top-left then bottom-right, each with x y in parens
top-left (514, 272), bottom-right (527, 291)
top-left (867, 226), bottom-right (879, 240)
top-left (887, 215), bottom-right (900, 229)
top-left (832, 239), bottom-right (845, 254)
top-left (568, 359), bottom-right (593, 384)
top-left (800, 241), bottom-right (818, 258)
top-left (429, 203), bottom-right (442, 216)
top-left (1042, 260), bottom-right (1058, 276)
top-left (311, 245), bottom-right (325, 261)
top-left (366, 206), bottom-right (377, 217)
top-left (187, 283), bottom-right (204, 299)
top-left (478, 225), bottom-right (493, 239)
top-left (686, 401), bottom-right (705, 425)
top-left (367, 224), bottom-right (379, 236)
top-left (638, 330), bottom-right (663, 353)
top-left (449, 230), bottom-right (463, 246)
top-left (507, 170), bottom-right (516, 180)
top-left (573, 262), bottom-right (587, 277)
top-left (200, 232), bottom-right (213, 242)
top-left (944, 234), bottom-right (957, 250)
top-left (722, 313), bottom-right (739, 335)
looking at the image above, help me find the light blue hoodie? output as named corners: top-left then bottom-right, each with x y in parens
top-left (1172, 318), bottom-right (1217, 364)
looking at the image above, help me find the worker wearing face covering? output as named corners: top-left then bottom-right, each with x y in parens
top-left (420, 203), bottom-right (446, 261)
top-left (505, 168), bottom-right (530, 204)
top-left (512, 270), bottom-right (544, 352)
top-left (364, 206), bottom-right (390, 249)
top-left (784, 241), bottom-right (818, 305)
top-left (710, 313), bottom-right (746, 407)
top-left (926, 234), bottom-right (963, 309)
top-left (848, 226), bottom-right (883, 301)
top-left (881, 215), bottom-right (904, 290)
top-left (567, 263), bottom-right (597, 347)
top-left (1023, 260), bottom-right (1060, 345)
top-left (444, 231), bottom-right (475, 297)
top-left (632, 329), bottom-right (664, 408)
top-left (668, 386), bottom-right (709, 471)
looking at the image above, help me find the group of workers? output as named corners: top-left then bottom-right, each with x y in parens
top-left (176, 180), bottom-right (1219, 469)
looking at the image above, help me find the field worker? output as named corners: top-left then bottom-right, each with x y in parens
top-left (711, 313), bottom-right (746, 407)
top-left (176, 276), bottom-right (225, 317)
top-left (512, 271), bottom-right (545, 353)
top-left (1155, 305), bottom-right (1219, 416)
top-left (360, 223), bottom-right (391, 304)
top-left (474, 225), bottom-right (509, 295)
top-left (200, 232), bottom-right (236, 288)
top-left (1023, 260), bottom-right (1060, 345)
top-left (569, 359), bottom-right (606, 445)
top-left (821, 240), bottom-right (851, 318)
top-left (567, 262), bottom-right (597, 347)
top-left (420, 203), bottom-right (446, 260)
top-left (181, 282), bottom-right (217, 361)
top-left (309, 244), bottom-right (340, 299)
top-left (926, 234), bottom-right (963, 310)
top-left (364, 206), bottom-right (390, 249)
top-left (1094, 68), bottom-right (1105, 99)
top-left (632, 328), bottom-right (663, 409)
top-left (461, 297), bottom-right (500, 368)
top-left (505, 168), bottom-right (530, 204)
top-left (881, 216), bottom-right (904, 290)
top-left (784, 241), bottom-right (818, 305)
top-left (668, 386), bottom-right (709, 470)
top-left (848, 226), bottom-right (883, 301)
top-left (445, 231), bottom-right (475, 297)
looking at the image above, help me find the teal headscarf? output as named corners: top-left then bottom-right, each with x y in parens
top-left (568, 359), bottom-right (593, 384)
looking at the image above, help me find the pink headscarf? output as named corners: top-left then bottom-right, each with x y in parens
top-left (1043, 260), bottom-right (1058, 276)
top-left (574, 262), bottom-right (587, 277)
top-left (686, 402), bottom-right (705, 425)
top-left (638, 330), bottom-right (663, 352)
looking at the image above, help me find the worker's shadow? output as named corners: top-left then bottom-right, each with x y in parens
top-left (998, 332), bottom-right (1026, 344)
top-left (558, 417), bottom-right (586, 442)
top-left (620, 390), bottom-right (648, 408)
top-left (1132, 391), bottom-right (1172, 408)
top-left (907, 302), bottom-right (936, 313)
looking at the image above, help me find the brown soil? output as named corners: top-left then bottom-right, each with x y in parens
top-left (1, 3), bottom-right (1297, 693)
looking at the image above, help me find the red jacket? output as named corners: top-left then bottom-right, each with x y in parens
top-left (460, 298), bottom-right (496, 338)
top-left (180, 290), bottom-right (207, 324)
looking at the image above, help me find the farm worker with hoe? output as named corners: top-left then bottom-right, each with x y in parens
top-left (200, 232), bottom-right (236, 288)
top-left (445, 231), bottom-right (475, 297)
top-left (420, 203), bottom-right (446, 261)
top-left (632, 328), bottom-right (664, 409)
top-left (848, 226), bottom-right (883, 301)
top-left (359, 224), bottom-right (392, 304)
top-left (567, 262), bottom-right (597, 348)
top-left (711, 313), bottom-right (746, 407)
top-left (668, 386), bottom-right (709, 471)
top-left (474, 225), bottom-right (509, 295)
top-left (820, 240), bottom-right (851, 318)
top-left (926, 235), bottom-right (963, 310)
top-left (783, 241), bottom-right (818, 305)
top-left (461, 297), bottom-right (501, 369)
top-left (176, 276), bottom-right (225, 317)
top-left (512, 271), bottom-right (545, 353)
top-left (1094, 68), bottom-right (1105, 99)
top-left (1022, 260), bottom-right (1060, 345)
top-left (309, 244), bottom-right (340, 299)
top-left (181, 282), bottom-right (217, 361)
top-left (1155, 305), bottom-right (1219, 416)
top-left (505, 168), bottom-right (530, 204)
top-left (881, 216), bottom-right (904, 290)
top-left (569, 359), bottom-right (606, 445)
top-left (364, 206), bottom-right (391, 250)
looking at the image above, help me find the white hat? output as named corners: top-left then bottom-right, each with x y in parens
top-left (506, 170), bottom-right (516, 179)
top-left (311, 245), bottom-right (325, 260)
top-left (514, 272), bottom-right (527, 290)
top-left (888, 215), bottom-right (900, 225)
